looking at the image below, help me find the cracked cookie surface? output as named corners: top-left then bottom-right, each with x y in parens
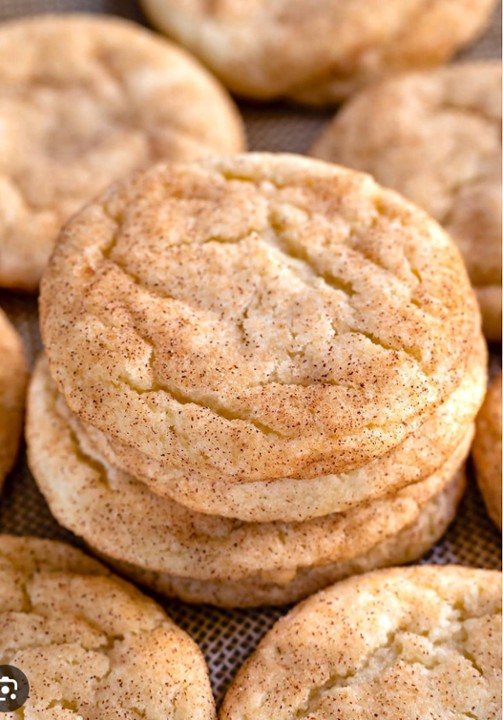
top-left (0, 535), bottom-right (216, 719)
top-left (220, 565), bottom-right (502, 718)
top-left (311, 62), bottom-right (502, 340)
top-left (141, 0), bottom-right (496, 103)
top-left (27, 356), bottom-right (468, 606)
top-left (0, 309), bottom-right (27, 489)
top-left (0, 13), bottom-right (245, 290)
top-left (40, 153), bottom-right (481, 498)
top-left (473, 371), bottom-right (502, 529)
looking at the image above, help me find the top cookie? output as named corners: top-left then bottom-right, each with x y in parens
top-left (0, 13), bottom-right (245, 291)
top-left (141, 0), bottom-right (497, 103)
top-left (0, 308), bottom-right (27, 488)
top-left (220, 565), bottom-right (502, 720)
top-left (40, 154), bottom-right (480, 489)
top-left (0, 535), bottom-right (216, 719)
top-left (311, 62), bottom-right (502, 340)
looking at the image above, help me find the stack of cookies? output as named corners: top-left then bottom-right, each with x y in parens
top-left (28, 152), bottom-right (487, 607)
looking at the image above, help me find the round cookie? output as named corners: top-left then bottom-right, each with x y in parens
top-left (141, 0), bottom-right (497, 104)
top-left (473, 371), bottom-right (502, 529)
top-left (310, 62), bottom-right (502, 340)
top-left (0, 535), bottom-right (216, 719)
top-left (40, 153), bottom-right (482, 513)
top-left (220, 566), bottom-right (502, 718)
top-left (0, 308), bottom-right (27, 488)
top-left (0, 14), bottom-right (245, 291)
top-left (28, 355), bottom-right (469, 607)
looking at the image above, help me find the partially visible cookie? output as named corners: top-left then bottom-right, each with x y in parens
top-left (98, 468), bottom-right (466, 607)
top-left (220, 566), bottom-right (502, 718)
top-left (310, 62), bottom-right (502, 340)
top-left (0, 308), bottom-right (27, 488)
top-left (473, 371), bottom-right (502, 529)
top-left (0, 13), bottom-right (245, 290)
top-left (84, 336), bottom-right (486, 521)
top-left (141, 0), bottom-right (497, 103)
top-left (0, 535), bottom-right (216, 719)
top-left (27, 355), bottom-right (468, 607)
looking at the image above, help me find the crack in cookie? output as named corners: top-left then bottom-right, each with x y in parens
top-left (0, 536), bottom-right (216, 719)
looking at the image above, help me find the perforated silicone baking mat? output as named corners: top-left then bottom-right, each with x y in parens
top-left (0, 0), bottom-right (501, 705)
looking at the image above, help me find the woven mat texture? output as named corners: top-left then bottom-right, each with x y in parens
top-left (0, 0), bottom-right (501, 704)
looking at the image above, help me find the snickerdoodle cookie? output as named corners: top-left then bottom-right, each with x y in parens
top-left (220, 566), bottom-right (502, 718)
top-left (0, 535), bottom-right (216, 719)
top-left (0, 309), bottom-right (27, 488)
top-left (40, 154), bottom-right (482, 518)
top-left (27, 356), bottom-right (469, 607)
top-left (311, 62), bottom-right (502, 340)
top-left (0, 13), bottom-right (245, 290)
top-left (473, 371), bottom-right (502, 529)
top-left (141, 0), bottom-right (496, 104)
top-left (80, 334), bottom-right (486, 522)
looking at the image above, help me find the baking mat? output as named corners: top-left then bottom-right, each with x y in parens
top-left (0, 0), bottom-right (501, 705)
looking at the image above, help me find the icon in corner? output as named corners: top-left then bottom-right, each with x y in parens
top-left (0, 666), bottom-right (29, 712)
